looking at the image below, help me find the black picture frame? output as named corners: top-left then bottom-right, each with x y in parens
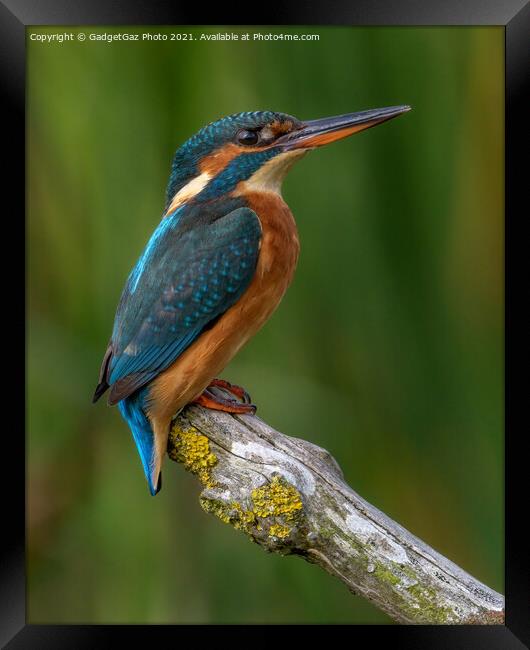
top-left (5, 0), bottom-right (527, 645)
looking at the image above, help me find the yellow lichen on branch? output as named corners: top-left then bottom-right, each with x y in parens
top-left (168, 423), bottom-right (217, 488)
top-left (166, 406), bottom-right (505, 625)
top-left (168, 419), bottom-right (305, 541)
top-left (251, 475), bottom-right (303, 538)
top-left (200, 475), bottom-right (304, 541)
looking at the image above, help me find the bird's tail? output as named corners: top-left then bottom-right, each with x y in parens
top-left (118, 387), bottom-right (162, 496)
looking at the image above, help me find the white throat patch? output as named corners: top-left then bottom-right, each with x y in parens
top-left (166, 171), bottom-right (212, 213)
top-left (241, 149), bottom-right (307, 195)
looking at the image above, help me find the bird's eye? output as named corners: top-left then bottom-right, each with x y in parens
top-left (237, 129), bottom-right (259, 146)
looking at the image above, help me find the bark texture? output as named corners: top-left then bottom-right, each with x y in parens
top-left (168, 397), bottom-right (504, 625)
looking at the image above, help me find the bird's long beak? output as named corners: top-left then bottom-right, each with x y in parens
top-left (278, 105), bottom-right (411, 150)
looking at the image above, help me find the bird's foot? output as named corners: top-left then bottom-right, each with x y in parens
top-left (208, 378), bottom-right (253, 404)
top-left (191, 378), bottom-right (257, 414)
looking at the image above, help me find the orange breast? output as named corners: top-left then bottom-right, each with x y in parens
top-left (147, 190), bottom-right (300, 423)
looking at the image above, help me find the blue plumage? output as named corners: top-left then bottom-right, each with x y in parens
top-left (98, 202), bottom-right (261, 490)
top-left (127, 207), bottom-right (185, 293)
top-left (94, 110), bottom-right (302, 493)
top-left (198, 149), bottom-right (278, 200)
top-left (106, 205), bottom-right (262, 405)
top-left (95, 106), bottom-right (411, 495)
top-left (164, 110), bottom-right (299, 209)
top-left (117, 386), bottom-right (160, 495)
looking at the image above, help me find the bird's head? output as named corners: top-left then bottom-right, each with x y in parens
top-left (165, 106), bottom-right (410, 213)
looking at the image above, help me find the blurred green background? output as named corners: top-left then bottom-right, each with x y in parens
top-left (27, 26), bottom-right (503, 624)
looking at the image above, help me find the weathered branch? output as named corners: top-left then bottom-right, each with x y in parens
top-left (168, 392), bottom-right (504, 624)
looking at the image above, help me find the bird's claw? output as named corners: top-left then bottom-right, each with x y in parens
top-left (191, 378), bottom-right (257, 414)
top-left (208, 378), bottom-right (253, 404)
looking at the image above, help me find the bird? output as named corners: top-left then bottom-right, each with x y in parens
top-left (93, 105), bottom-right (411, 496)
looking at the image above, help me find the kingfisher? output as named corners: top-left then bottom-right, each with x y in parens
top-left (93, 106), bottom-right (410, 495)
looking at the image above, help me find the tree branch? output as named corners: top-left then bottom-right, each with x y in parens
top-left (167, 393), bottom-right (504, 624)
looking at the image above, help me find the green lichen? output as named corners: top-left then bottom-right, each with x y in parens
top-left (406, 583), bottom-right (453, 624)
top-left (200, 498), bottom-right (232, 525)
top-left (168, 423), bottom-right (217, 488)
top-left (199, 498), bottom-right (225, 520)
top-left (229, 501), bottom-right (257, 531)
top-left (200, 499), bottom-right (255, 533)
top-left (317, 526), bottom-right (336, 540)
top-left (398, 563), bottom-right (419, 581)
top-left (369, 560), bottom-right (454, 623)
top-left (373, 563), bottom-right (400, 587)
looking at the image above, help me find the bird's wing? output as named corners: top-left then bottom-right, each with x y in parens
top-left (94, 205), bottom-right (262, 404)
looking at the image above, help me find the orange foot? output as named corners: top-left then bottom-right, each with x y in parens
top-left (191, 378), bottom-right (257, 414)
